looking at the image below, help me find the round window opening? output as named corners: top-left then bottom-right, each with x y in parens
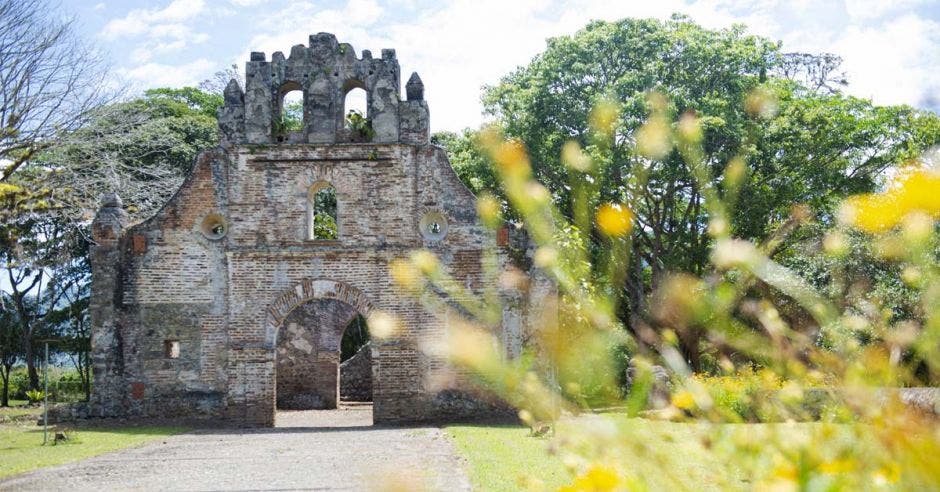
top-left (200, 213), bottom-right (228, 240)
top-left (419, 211), bottom-right (448, 241)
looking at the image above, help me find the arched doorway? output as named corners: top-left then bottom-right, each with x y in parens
top-left (265, 279), bottom-right (376, 422)
top-left (276, 299), bottom-right (357, 409)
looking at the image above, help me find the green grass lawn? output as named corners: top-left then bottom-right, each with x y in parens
top-left (0, 422), bottom-right (186, 479)
top-left (0, 400), bottom-right (41, 424)
top-left (446, 416), bottom-right (838, 491)
top-left (447, 424), bottom-right (571, 491)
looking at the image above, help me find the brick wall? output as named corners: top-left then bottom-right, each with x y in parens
top-left (340, 342), bottom-right (373, 402)
top-left (89, 35), bottom-right (529, 426)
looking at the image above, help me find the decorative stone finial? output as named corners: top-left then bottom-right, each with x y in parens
top-left (406, 72), bottom-right (424, 101)
top-left (99, 192), bottom-right (123, 209)
top-left (223, 78), bottom-right (244, 105)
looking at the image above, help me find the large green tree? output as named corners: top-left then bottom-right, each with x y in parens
top-left (438, 16), bottom-right (940, 369)
top-left (2, 87), bottom-right (220, 389)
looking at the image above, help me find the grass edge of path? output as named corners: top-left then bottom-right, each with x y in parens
top-left (0, 424), bottom-right (187, 480)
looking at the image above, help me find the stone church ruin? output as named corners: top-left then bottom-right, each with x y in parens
top-left (86, 33), bottom-right (541, 426)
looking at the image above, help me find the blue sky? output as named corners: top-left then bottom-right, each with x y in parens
top-left (67, 0), bottom-right (940, 132)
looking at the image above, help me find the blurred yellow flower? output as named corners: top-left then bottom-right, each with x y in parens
top-left (897, 168), bottom-right (940, 213)
top-left (447, 324), bottom-right (498, 370)
top-left (389, 258), bottom-right (423, 292)
top-left (476, 193), bottom-right (502, 229)
top-left (711, 238), bottom-right (759, 268)
top-left (562, 140), bottom-right (592, 171)
top-left (534, 247), bottom-right (558, 267)
top-left (526, 182), bottom-right (551, 206)
top-left (492, 139), bottom-right (532, 181)
top-left (770, 462), bottom-right (798, 482)
top-left (819, 458), bottom-right (855, 474)
top-left (840, 168), bottom-right (940, 233)
top-left (901, 211), bottom-right (933, 243)
top-left (822, 231), bottom-right (849, 257)
top-left (839, 194), bottom-right (902, 233)
top-left (724, 156), bottom-right (747, 186)
top-left (559, 465), bottom-right (621, 492)
top-left (595, 203), bottom-right (634, 237)
top-left (409, 249), bottom-right (439, 275)
top-left (589, 99), bottom-right (620, 137)
top-left (635, 116), bottom-right (672, 160)
top-left (677, 112), bottom-right (703, 144)
top-left (708, 217), bottom-right (729, 237)
top-left (368, 311), bottom-right (399, 339)
top-left (672, 390), bottom-right (696, 410)
top-left (745, 86), bottom-right (779, 119)
top-left (872, 462), bottom-right (900, 485)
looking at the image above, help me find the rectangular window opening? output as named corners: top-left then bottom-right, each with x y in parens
top-left (164, 340), bottom-right (181, 359)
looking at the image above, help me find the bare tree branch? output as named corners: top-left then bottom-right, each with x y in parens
top-left (0, 0), bottom-right (113, 181)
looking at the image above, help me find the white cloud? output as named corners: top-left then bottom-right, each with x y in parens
top-left (93, 2), bottom-right (106, 11)
top-left (102, 0), bottom-right (206, 39)
top-left (830, 14), bottom-right (940, 107)
top-left (843, 0), bottom-right (928, 22)
top-left (118, 58), bottom-right (215, 88)
top-left (230, 0), bottom-right (264, 6)
top-left (103, 0), bottom-right (212, 67)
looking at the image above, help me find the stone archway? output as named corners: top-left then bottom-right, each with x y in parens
top-left (264, 279), bottom-right (376, 347)
top-left (264, 279), bottom-right (377, 415)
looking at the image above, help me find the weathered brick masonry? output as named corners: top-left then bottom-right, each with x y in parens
top-left (87, 33), bottom-right (537, 426)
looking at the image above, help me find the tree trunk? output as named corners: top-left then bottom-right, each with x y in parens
top-left (0, 366), bottom-right (9, 407)
top-left (680, 332), bottom-right (703, 373)
top-left (25, 345), bottom-right (39, 390)
top-left (82, 352), bottom-right (91, 402)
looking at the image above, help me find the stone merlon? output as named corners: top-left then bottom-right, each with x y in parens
top-left (406, 72), bottom-right (424, 101)
top-left (220, 34), bottom-right (426, 146)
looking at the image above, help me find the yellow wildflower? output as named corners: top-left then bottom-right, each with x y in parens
top-left (562, 140), bottom-right (591, 171)
top-left (389, 258), bottom-right (423, 292)
top-left (367, 311), bottom-right (399, 339)
top-left (476, 193), bottom-right (502, 228)
top-left (492, 140), bottom-right (532, 181)
top-left (589, 99), bottom-right (620, 137)
top-left (409, 250), bottom-right (439, 275)
top-left (596, 203), bottom-right (634, 237)
top-left (840, 168), bottom-right (940, 232)
top-left (559, 465), bottom-right (621, 492)
top-left (672, 390), bottom-right (696, 410)
top-left (819, 458), bottom-right (855, 474)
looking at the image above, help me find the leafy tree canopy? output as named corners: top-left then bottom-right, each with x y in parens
top-left (438, 16), bottom-right (940, 318)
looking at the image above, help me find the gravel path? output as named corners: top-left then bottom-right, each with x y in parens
top-left (0, 405), bottom-right (471, 491)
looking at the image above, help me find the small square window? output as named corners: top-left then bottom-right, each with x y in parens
top-left (164, 340), bottom-right (180, 359)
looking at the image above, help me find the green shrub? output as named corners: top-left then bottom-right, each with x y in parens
top-left (9, 368), bottom-right (29, 400)
top-left (24, 389), bottom-right (44, 404)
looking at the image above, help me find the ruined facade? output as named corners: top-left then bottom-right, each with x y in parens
top-left (87, 34), bottom-right (532, 426)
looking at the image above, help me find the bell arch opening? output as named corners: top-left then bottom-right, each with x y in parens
top-left (275, 81), bottom-right (304, 142)
top-left (339, 79), bottom-right (371, 142)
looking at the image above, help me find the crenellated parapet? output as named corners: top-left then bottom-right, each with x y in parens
top-left (218, 32), bottom-right (430, 146)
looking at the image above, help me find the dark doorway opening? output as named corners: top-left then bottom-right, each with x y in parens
top-left (339, 314), bottom-right (371, 403)
top-left (274, 299), bottom-right (371, 412)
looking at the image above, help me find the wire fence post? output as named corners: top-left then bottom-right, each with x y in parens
top-left (43, 341), bottom-right (49, 446)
